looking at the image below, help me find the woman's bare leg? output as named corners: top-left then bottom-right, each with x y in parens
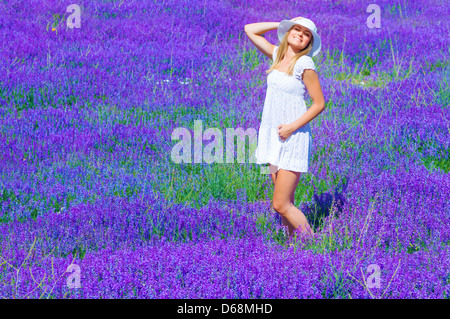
top-left (272, 169), bottom-right (314, 238)
top-left (270, 167), bottom-right (294, 236)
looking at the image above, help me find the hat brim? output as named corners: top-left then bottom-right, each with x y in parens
top-left (277, 20), bottom-right (321, 57)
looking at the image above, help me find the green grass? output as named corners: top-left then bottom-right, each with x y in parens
top-left (81, 95), bottom-right (242, 132)
top-left (221, 46), bottom-right (265, 76)
top-left (320, 38), bottom-right (422, 89)
top-left (432, 68), bottom-right (449, 106)
top-left (151, 140), bottom-right (349, 210)
top-left (386, 3), bottom-right (405, 17)
top-left (153, 162), bottom-right (272, 208)
top-left (426, 59), bottom-right (450, 73)
top-left (0, 85), bottom-right (79, 117)
top-left (0, 188), bottom-right (44, 223)
top-left (240, 48), bottom-right (263, 70)
top-left (422, 148), bottom-right (450, 173)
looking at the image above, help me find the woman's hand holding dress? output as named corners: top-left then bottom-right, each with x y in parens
top-left (277, 123), bottom-right (295, 141)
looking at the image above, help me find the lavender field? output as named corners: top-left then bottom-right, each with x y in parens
top-left (0, 0), bottom-right (449, 299)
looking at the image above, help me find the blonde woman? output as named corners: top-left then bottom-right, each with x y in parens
top-left (244, 17), bottom-right (325, 240)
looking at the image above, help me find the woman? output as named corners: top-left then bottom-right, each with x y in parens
top-left (244, 17), bottom-right (325, 240)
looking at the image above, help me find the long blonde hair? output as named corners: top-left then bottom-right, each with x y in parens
top-left (266, 25), bottom-right (314, 76)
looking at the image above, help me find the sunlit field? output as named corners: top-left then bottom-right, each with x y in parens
top-left (0, 0), bottom-right (449, 298)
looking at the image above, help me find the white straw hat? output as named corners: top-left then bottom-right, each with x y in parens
top-left (277, 17), bottom-right (322, 57)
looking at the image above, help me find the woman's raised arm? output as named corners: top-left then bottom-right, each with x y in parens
top-left (244, 22), bottom-right (279, 59)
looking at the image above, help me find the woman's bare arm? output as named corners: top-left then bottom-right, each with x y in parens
top-left (289, 70), bottom-right (326, 131)
top-left (244, 22), bottom-right (279, 59)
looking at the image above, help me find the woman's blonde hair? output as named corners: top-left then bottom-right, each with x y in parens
top-left (266, 25), bottom-right (314, 76)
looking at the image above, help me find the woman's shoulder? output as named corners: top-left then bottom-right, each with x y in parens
top-left (294, 54), bottom-right (316, 70)
top-left (293, 54), bottom-right (316, 80)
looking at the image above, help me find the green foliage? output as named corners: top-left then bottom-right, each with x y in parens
top-left (422, 148), bottom-right (450, 173)
top-left (101, 12), bottom-right (117, 19)
top-left (365, 56), bottom-right (377, 69)
top-left (51, 13), bottom-right (64, 28)
top-left (154, 162), bottom-right (272, 208)
top-left (433, 71), bottom-right (449, 106)
top-left (361, 68), bottom-right (370, 76)
top-left (255, 214), bottom-right (287, 245)
top-left (72, 244), bottom-right (87, 259)
top-left (241, 48), bottom-right (262, 70)
top-left (0, 189), bottom-right (42, 223)
top-left (335, 72), bottom-right (349, 81)
top-left (5, 85), bottom-right (79, 114)
top-left (426, 59), bottom-right (449, 72)
top-left (49, 196), bottom-right (65, 214)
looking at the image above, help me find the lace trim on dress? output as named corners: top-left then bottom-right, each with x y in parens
top-left (272, 46), bottom-right (316, 78)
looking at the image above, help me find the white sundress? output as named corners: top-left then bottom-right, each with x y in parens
top-left (255, 45), bottom-right (316, 173)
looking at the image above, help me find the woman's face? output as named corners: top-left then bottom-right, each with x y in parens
top-left (287, 24), bottom-right (312, 51)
